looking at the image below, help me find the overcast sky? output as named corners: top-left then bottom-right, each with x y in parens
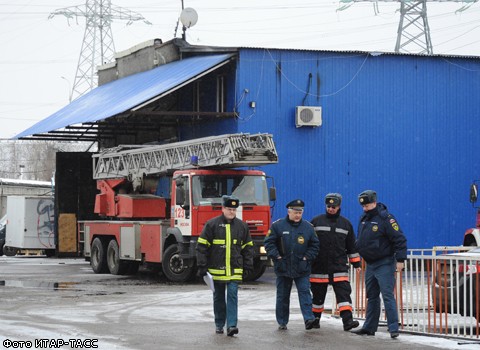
top-left (0, 0), bottom-right (479, 139)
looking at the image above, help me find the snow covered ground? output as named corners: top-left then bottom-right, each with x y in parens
top-left (0, 256), bottom-right (479, 350)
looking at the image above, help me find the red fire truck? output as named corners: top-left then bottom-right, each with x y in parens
top-left (79, 133), bottom-right (278, 282)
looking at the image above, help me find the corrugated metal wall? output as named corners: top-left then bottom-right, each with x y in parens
top-left (235, 48), bottom-right (480, 249)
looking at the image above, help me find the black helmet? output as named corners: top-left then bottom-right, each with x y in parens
top-left (325, 193), bottom-right (342, 206)
top-left (358, 190), bottom-right (377, 205)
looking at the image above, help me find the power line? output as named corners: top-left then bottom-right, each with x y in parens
top-left (49, 0), bottom-right (151, 101)
top-left (342, 0), bottom-right (479, 54)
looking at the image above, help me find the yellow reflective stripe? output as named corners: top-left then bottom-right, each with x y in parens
top-left (209, 269), bottom-right (243, 276)
top-left (242, 241), bottom-right (253, 249)
top-left (213, 239), bottom-right (225, 245)
top-left (226, 224), bottom-right (231, 277)
top-left (197, 237), bottom-right (210, 246)
top-left (212, 275), bottom-right (242, 281)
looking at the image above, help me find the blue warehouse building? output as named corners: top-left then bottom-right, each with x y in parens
top-left (17, 39), bottom-right (480, 250)
top-left (228, 48), bottom-right (480, 249)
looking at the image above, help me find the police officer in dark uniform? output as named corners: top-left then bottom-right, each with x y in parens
top-left (352, 190), bottom-right (407, 339)
top-left (264, 199), bottom-right (320, 331)
top-left (310, 193), bottom-right (361, 331)
top-left (196, 195), bottom-right (254, 337)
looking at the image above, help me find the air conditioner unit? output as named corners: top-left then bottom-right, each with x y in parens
top-left (295, 106), bottom-right (322, 128)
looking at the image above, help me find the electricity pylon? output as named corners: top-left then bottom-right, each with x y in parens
top-left (49, 0), bottom-right (151, 101)
top-left (339, 0), bottom-right (478, 55)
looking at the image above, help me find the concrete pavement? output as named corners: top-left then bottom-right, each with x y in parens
top-left (0, 256), bottom-right (475, 350)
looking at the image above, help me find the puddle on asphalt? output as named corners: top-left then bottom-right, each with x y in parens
top-left (0, 280), bottom-right (81, 291)
top-left (0, 280), bottom-right (128, 295)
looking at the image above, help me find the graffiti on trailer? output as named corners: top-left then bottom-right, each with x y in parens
top-left (37, 199), bottom-right (54, 247)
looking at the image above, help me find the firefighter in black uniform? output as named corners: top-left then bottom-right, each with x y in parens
top-left (310, 193), bottom-right (361, 330)
top-left (196, 195), bottom-right (254, 337)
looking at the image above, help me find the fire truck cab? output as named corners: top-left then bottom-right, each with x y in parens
top-left (80, 133), bottom-right (278, 282)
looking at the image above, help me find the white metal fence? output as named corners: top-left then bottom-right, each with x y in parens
top-left (328, 247), bottom-right (480, 340)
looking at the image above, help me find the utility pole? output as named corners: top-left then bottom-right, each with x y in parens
top-left (49, 0), bottom-right (151, 101)
top-left (339, 0), bottom-right (478, 55)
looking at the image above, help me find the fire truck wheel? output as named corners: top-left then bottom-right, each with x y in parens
top-left (107, 239), bottom-right (128, 275)
top-left (3, 245), bottom-right (18, 257)
top-left (91, 238), bottom-right (108, 274)
top-left (162, 244), bottom-right (195, 282)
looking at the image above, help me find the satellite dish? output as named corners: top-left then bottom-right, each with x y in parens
top-left (180, 8), bottom-right (198, 28)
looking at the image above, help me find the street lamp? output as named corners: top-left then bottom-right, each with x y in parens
top-left (60, 76), bottom-right (73, 103)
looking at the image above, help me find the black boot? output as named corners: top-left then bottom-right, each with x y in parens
top-left (352, 328), bottom-right (375, 336)
top-left (227, 327), bottom-right (239, 336)
top-left (343, 318), bottom-right (359, 331)
top-left (312, 312), bottom-right (321, 329)
top-left (305, 319), bottom-right (316, 330)
top-left (341, 311), bottom-right (359, 331)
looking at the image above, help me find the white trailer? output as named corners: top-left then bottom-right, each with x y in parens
top-left (3, 196), bottom-right (55, 256)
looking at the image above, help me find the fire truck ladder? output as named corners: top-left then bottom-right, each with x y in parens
top-left (93, 133), bottom-right (278, 180)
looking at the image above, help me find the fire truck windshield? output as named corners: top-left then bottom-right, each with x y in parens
top-left (192, 175), bottom-right (269, 206)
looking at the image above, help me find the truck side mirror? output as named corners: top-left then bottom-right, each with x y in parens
top-left (269, 187), bottom-right (277, 201)
top-left (470, 183), bottom-right (478, 204)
